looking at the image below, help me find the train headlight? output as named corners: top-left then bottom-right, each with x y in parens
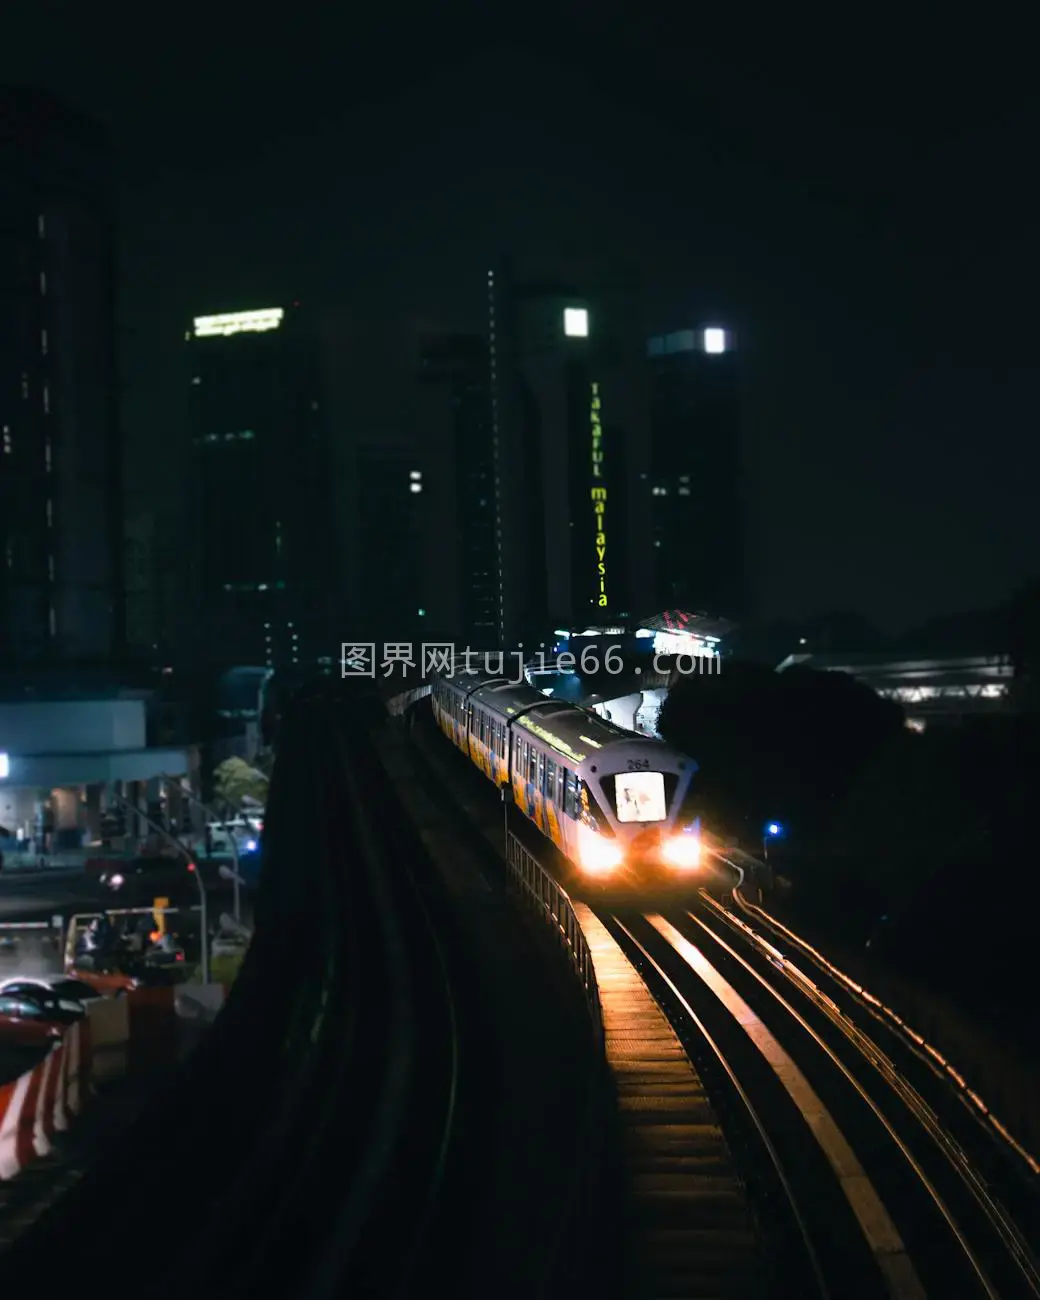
top-left (579, 834), bottom-right (623, 874)
top-left (662, 835), bottom-right (700, 870)
top-left (108, 873), bottom-right (125, 888)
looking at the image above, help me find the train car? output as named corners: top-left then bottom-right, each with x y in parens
top-left (430, 668), bottom-right (701, 885)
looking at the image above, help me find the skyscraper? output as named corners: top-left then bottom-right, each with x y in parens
top-left (186, 305), bottom-right (338, 671)
top-left (0, 87), bottom-right (122, 665)
top-left (351, 438), bottom-right (429, 646)
top-left (417, 333), bottom-right (496, 645)
top-left (488, 261), bottom-right (639, 644)
top-left (645, 326), bottom-right (746, 619)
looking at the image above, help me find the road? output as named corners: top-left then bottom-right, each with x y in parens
top-left (0, 870), bottom-right (108, 924)
top-left (0, 872), bottom-right (108, 1083)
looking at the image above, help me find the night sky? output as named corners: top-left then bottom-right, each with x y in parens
top-left (4, 4), bottom-right (1037, 632)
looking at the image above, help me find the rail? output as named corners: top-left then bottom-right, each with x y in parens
top-left (698, 871), bottom-right (1040, 1297)
top-left (505, 832), bottom-right (603, 1046)
top-left (606, 911), bottom-right (829, 1299)
top-left (712, 848), bottom-right (1040, 1181)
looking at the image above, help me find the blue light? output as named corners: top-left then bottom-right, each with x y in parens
top-left (246, 839), bottom-right (257, 852)
top-left (765, 822), bottom-right (781, 836)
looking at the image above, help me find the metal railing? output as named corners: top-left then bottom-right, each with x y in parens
top-left (505, 832), bottom-right (603, 1046)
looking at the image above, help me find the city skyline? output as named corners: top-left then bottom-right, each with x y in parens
top-left (2, 14), bottom-right (1038, 636)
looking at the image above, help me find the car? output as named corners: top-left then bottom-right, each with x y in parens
top-left (65, 962), bottom-right (137, 995)
top-left (44, 976), bottom-right (107, 1004)
top-left (0, 978), bottom-right (90, 1024)
top-left (0, 975), bottom-right (105, 1009)
top-left (98, 854), bottom-right (201, 907)
top-left (0, 995), bottom-right (66, 1045)
top-left (68, 941), bottom-right (188, 990)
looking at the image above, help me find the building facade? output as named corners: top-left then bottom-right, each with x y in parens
top-left (645, 326), bottom-right (746, 620)
top-left (489, 261), bottom-right (639, 645)
top-left (417, 333), bottom-right (496, 646)
top-left (0, 87), bottom-right (123, 667)
top-left (186, 305), bottom-right (338, 672)
top-left (350, 438), bottom-right (430, 649)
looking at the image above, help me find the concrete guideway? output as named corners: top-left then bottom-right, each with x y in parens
top-left (396, 698), bottom-right (764, 1296)
top-left (577, 905), bottom-right (764, 1299)
top-left (392, 695), bottom-right (1040, 1299)
top-left (371, 719), bottom-right (614, 1296)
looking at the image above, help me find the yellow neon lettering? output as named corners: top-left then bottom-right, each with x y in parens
top-left (591, 380), bottom-right (607, 611)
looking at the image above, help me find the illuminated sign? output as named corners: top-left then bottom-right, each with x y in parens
top-left (0, 753), bottom-right (8, 779)
top-left (192, 309), bottom-right (284, 338)
top-left (590, 381), bottom-right (607, 608)
top-left (564, 307), bottom-right (589, 337)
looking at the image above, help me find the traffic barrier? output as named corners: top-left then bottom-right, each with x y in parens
top-left (84, 995), bottom-right (129, 1082)
top-left (0, 983), bottom-right (230, 1182)
top-left (88, 984), bottom-right (231, 1071)
top-left (0, 1018), bottom-right (90, 1179)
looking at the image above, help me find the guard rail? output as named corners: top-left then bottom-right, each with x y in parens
top-left (505, 832), bottom-right (603, 1047)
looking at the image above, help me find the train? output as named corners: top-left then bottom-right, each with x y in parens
top-left (429, 668), bottom-right (702, 884)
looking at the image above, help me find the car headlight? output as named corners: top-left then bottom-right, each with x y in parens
top-left (662, 835), bottom-right (701, 869)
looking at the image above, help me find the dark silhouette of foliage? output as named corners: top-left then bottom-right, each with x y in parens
top-left (836, 714), bottom-right (1040, 1028)
top-left (1001, 577), bottom-right (1040, 710)
top-left (658, 661), bottom-right (904, 844)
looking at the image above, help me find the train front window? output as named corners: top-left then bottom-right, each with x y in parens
top-left (606, 772), bottom-right (679, 824)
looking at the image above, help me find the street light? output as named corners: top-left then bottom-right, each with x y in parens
top-left (762, 820), bottom-right (783, 864)
top-left (109, 789), bottom-right (210, 985)
top-left (161, 774), bottom-right (243, 925)
top-left (185, 863), bottom-right (210, 986)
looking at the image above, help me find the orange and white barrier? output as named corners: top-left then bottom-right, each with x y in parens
top-left (0, 982), bottom-right (230, 1181)
top-left (0, 1017), bottom-right (91, 1179)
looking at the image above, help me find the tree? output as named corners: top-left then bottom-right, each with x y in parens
top-left (213, 757), bottom-right (268, 809)
top-left (1002, 578), bottom-right (1040, 710)
top-left (658, 660), bottom-right (904, 844)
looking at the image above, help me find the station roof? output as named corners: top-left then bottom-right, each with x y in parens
top-left (636, 610), bottom-right (735, 640)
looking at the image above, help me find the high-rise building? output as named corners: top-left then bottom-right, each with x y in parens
top-left (0, 87), bottom-right (123, 665)
top-left (645, 326), bottom-right (746, 619)
top-left (417, 333), bottom-right (496, 645)
top-left (350, 438), bottom-right (430, 647)
top-left (488, 261), bottom-right (640, 644)
top-left (185, 305), bottom-right (338, 671)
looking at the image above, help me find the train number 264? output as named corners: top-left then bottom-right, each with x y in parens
top-left (626, 759), bottom-right (651, 771)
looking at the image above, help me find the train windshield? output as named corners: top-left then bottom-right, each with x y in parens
top-left (611, 771), bottom-right (671, 823)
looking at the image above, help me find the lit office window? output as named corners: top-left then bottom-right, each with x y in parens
top-left (563, 307), bottom-right (589, 337)
top-left (703, 327), bottom-right (727, 354)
